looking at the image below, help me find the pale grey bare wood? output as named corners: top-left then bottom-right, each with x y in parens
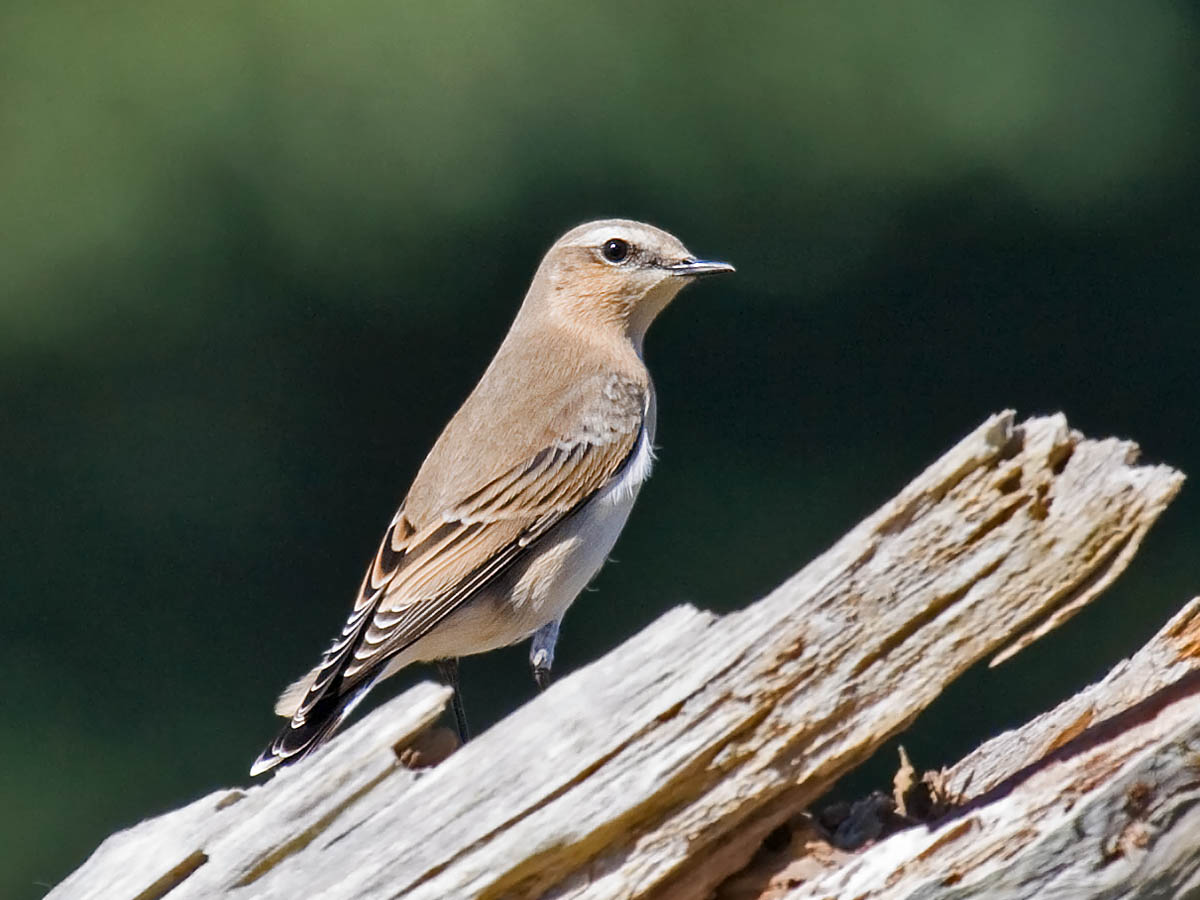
top-left (47, 682), bottom-right (452, 900)
top-left (48, 412), bottom-right (1185, 900)
top-left (782, 653), bottom-right (1200, 899)
top-left (945, 596), bottom-right (1200, 800)
top-left (754, 597), bottom-right (1200, 899)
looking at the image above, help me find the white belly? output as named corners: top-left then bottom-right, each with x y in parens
top-left (513, 434), bottom-right (652, 625)
top-left (386, 418), bottom-right (655, 669)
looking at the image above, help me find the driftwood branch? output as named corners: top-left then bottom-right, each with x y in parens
top-left (50, 411), bottom-right (1191, 900)
top-left (721, 596), bottom-right (1200, 900)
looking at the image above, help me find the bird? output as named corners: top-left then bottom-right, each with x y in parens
top-left (250, 219), bottom-right (733, 775)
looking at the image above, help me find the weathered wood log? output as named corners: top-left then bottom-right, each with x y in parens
top-left (49, 412), bottom-right (1187, 900)
top-left (716, 597), bottom-right (1200, 899)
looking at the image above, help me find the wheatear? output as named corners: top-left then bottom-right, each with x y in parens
top-left (251, 219), bottom-right (733, 774)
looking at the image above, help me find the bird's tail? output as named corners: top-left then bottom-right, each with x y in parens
top-left (249, 668), bottom-right (381, 776)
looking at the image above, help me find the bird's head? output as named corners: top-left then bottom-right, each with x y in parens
top-left (528, 219), bottom-right (734, 350)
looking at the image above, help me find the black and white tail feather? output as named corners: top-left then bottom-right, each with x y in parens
top-left (249, 668), bottom-right (382, 775)
top-left (249, 600), bottom-right (387, 775)
top-left (249, 508), bottom-right (410, 776)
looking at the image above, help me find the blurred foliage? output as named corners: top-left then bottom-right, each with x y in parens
top-left (2, 1), bottom-right (1199, 895)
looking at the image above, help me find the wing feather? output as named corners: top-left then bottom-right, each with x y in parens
top-left (287, 373), bottom-right (647, 722)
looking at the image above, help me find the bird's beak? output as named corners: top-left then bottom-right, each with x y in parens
top-left (668, 258), bottom-right (736, 278)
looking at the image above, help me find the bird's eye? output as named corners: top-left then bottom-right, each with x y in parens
top-left (601, 238), bottom-right (630, 263)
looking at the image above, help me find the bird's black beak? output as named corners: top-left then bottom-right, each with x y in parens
top-left (668, 258), bottom-right (736, 278)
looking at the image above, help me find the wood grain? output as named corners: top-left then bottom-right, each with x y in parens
top-left (49, 413), bottom-right (1185, 900)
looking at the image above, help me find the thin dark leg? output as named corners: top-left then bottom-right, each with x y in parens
top-left (436, 658), bottom-right (471, 743)
top-left (530, 618), bottom-right (560, 692)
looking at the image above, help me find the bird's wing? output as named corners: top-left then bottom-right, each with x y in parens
top-left (290, 373), bottom-right (647, 724)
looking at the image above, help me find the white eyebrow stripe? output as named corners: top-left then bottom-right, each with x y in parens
top-left (565, 224), bottom-right (658, 249)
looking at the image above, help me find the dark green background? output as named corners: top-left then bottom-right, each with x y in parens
top-left (4, 2), bottom-right (1199, 894)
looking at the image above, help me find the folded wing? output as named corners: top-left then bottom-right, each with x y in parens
top-left (251, 373), bottom-right (646, 773)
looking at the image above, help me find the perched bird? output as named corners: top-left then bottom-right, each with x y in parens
top-left (251, 219), bottom-right (733, 775)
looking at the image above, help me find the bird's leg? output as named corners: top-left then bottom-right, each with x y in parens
top-left (436, 658), bottom-right (471, 743)
top-left (530, 618), bottom-right (561, 691)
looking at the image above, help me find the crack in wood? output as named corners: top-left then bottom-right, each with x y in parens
top-left (953, 669), bottom-right (1200, 821)
top-left (129, 851), bottom-right (207, 900)
top-left (235, 766), bottom-right (400, 886)
top-left (961, 493), bottom-right (1030, 546)
top-left (852, 555), bottom-right (1005, 678)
